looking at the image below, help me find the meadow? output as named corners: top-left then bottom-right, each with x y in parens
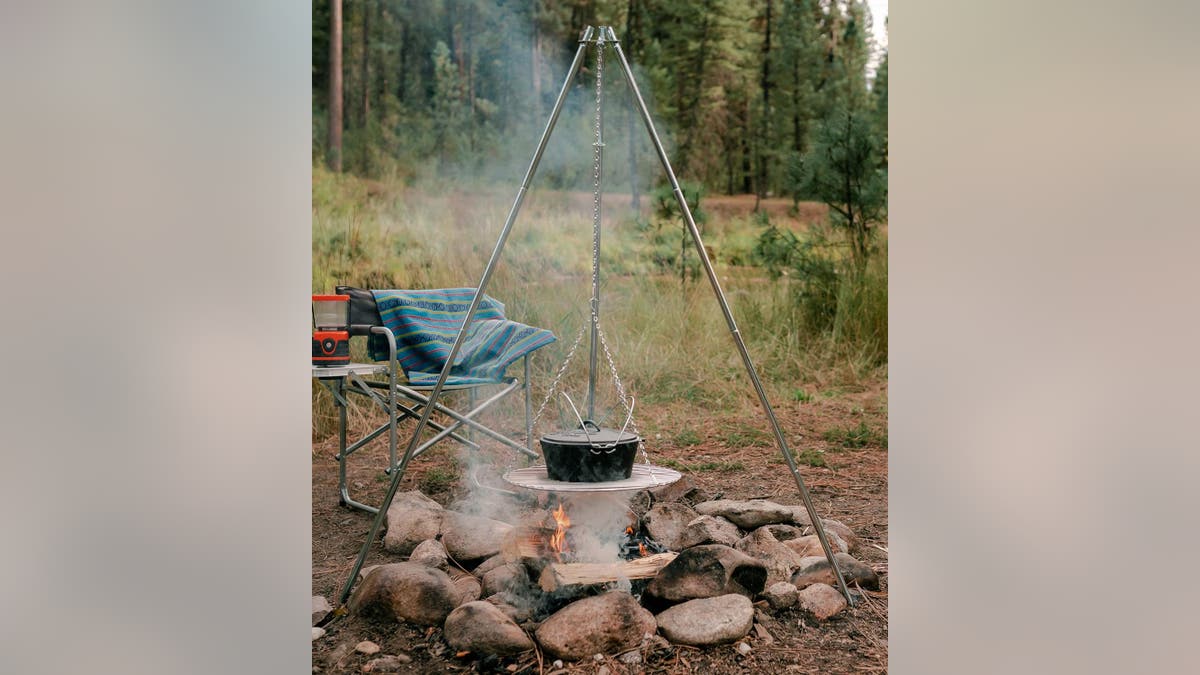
top-left (311, 165), bottom-right (887, 458)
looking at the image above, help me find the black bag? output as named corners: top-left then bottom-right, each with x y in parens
top-left (334, 286), bottom-right (384, 337)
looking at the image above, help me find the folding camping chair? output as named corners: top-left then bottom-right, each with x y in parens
top-left (312, 286), bottom-right (555, 513)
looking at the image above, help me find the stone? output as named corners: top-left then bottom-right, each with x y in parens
top-left (357, 564), bottom-right (382, 582)
top-left (763, 582), bottom-right (798, 610)
top-left (790, 553), bottom-right (879, 591)
top-left (796, 583), bottom-right (847, 620)
top-left (764, 524), bottom-right (804, 541)
top-left (312, 595), bottom-right (333, 626)
top-left (551, 660), bottom-right (563, 669)
top-left (311, 627), bottom-right (325, 641)
top-left (443, 601), bottom-right (535, 656)
top-left (355, 641), bottom-right (381, 655)
top-left (440, 511), bottom-right (513, 566)
top-left (449, 568), bottom-right (482, 604)
top-left (481, 563), bottom-right (530, 598)
top-left (643, 544), bottom-right (767, 612)
top-left (649, 475), bottom-right (709, 506)
top-left (473, 554), bottom-right (508, 577)
top-left (676, 515), bottom-right (742, 549)
top-left (737, 641), bottom-right (752, 656)
top-left (349, 562), bottom-right (462, 626)
top-left (486, 596), bottom-right (534, 624)
top-left (783, 534), bottom-right (847, 558)
top-left (786, 505), bottom-right (814, 527)
top-left (383, 491), bottom-right (445, 555)
top-left (735, 527), bottom-right (806, 587)
top-left (644, 502), bottom-right (699, 551)
top-left (597, 666), bottom-right (611, 675)
top-left (819, 518), bottom-right (860, 554)
top-left (694, 500), bottom-right (793, 529)
top-left (409, 539), bottom-right (449, 570)
top-left (361, 654), bottom-right (413, 672)
top-left (534, 591), bottom-right (657, 661)
top-left (655, 594), bottom-right (754, 646)
top-left (326, 642), bottom-right (353, 670)
top-left (619, 651), bottom-right (643, 666)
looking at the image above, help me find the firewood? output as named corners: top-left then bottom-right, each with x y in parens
top-left (538, 552), bottom-right (678, 592)
top-left (500, 526), bottom-right (558, 561)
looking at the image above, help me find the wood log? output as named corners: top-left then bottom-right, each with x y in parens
top-left (500, 525), bottom-right (558, 562)
top-left (538, 552), bottom-right (678, 593)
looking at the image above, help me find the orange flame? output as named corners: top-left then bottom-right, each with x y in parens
top-left (638, 541), bottom-right (649, 557)
top-left (625, 525), bottom-right (635, 536)
top-left (549, 503), bottom-right (571, 562)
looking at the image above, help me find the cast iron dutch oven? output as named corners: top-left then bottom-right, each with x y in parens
top-left (540, 420), bottom-right (640, 482)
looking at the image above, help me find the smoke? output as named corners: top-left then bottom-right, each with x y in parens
top-left (559, 492), bottom-right (634, 565)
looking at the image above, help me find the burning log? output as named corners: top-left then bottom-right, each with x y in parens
top-left (500, 526), bottom-right (559, 561)
top-left (537, 552), bottom-right (678, 593)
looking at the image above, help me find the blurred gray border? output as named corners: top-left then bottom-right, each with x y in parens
top-left (0, 2), bottom-right (311, 673)
top-left (3, 1), bottom-right (1200, 673)
top-left (893, 2), bottom-right (1200, 674)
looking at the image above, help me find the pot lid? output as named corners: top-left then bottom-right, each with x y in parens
top-left (541, 424), bottom-right (640, 446)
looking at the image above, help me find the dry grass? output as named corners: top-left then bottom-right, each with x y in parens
top-left (311, 167), bottom-right (886, 443)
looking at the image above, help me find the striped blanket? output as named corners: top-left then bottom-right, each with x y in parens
top-left (369, 288), bottom-right (556, 386)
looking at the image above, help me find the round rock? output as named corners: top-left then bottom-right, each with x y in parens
top-left (383, 491), bottom-right (445, 555)
top-left (443, 601), bottom-right (534, 656)
top-left (790, 553), bottom-right (879, 591)
top-left (693, 499), bottom-right (793, 529)
top-left (763, 581), bottom-right (798, 610)
top-left (655, 594), bottom-right (754, 646)
top-left (643, 544), bottom-right (767, 613)
top-left (534, 591), bottom-right (657, 661)
top-left (409, 538), bottom-right (449, 570)
top-left (355, 640), bottom-right (381, 655)
top-left (676, 515), bottom-right (742, 549)
top-left (348, 561), bottom-right (462, 626)
top-left (796, 582), bottom-right (848, 620)
top-left (644, 502), bottom-right (699, 551)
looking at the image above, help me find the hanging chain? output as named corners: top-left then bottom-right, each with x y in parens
top-left (598, 327), bottom-right (650, 465)
top-left (589, 32), bottom-right (605, 318)
top-left (528, 31), bottom-right (652, 471)
top-left (530, 323), bottom-right (588, 430)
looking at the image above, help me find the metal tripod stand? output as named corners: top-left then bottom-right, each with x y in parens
top-left (338, 24), bottom-right (853, 607)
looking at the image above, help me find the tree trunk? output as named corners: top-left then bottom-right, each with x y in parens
top-left (625, 0), bottom-right (640, 212)
top-left (756, 0), bottom-right (773, 211)
top-left (328, 0), bottom-right (343, 172)
top-left (398, 19), bottom-right (407, 103)
top-left (360, 0), bottom-right (370, 129)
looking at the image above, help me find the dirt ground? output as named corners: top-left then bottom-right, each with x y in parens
top-left (312, 376), bottom-right (888, 674)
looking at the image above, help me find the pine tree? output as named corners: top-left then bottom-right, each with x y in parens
top-left (870, 47), bottom-right (887, 168)
top-left (793, 105), bottom-right (886, 268)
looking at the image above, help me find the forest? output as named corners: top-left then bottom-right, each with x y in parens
top-left (312, 0), bottom-right (887, 205)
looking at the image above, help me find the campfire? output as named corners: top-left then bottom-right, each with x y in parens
top-left (498, 498), bottom-right (678, 599)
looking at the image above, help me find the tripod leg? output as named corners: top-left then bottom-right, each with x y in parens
top-left (607, 31), bottom-right (855, 605)
top-left (337, 28), bottom-right (596, 607)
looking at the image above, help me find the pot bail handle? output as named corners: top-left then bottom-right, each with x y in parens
top-left (559, 392), bottom-right (601, 449)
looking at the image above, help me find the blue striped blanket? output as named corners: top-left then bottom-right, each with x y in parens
top-left (369, 288), bottom-right (556, 386)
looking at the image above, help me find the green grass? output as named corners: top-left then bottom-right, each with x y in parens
top-left (419, 466), bottom-right (458, 494)
top-left (796, 449), bottom-right (828, 467)
top-left (721, 425), bottom-right (771, 448)
top-left (310, 168), bottom-right (887, 441)
top-left (822, 421), bottom-right (887, 449)
top-left (673, 429), bottom-right (702, 447)
top-left (659, 458), bottom-right (746, 473)
top-left (791, 388), bottom-right (813, 403)
top-left (769, 448), bottom-right (828, 468)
